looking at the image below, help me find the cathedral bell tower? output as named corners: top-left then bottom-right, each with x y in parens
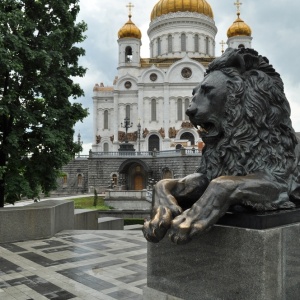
top-left (117, 3), bottom-right (142, 69)
top-left (227, 0), bottom-right (252, 49)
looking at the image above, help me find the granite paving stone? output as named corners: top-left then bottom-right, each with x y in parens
top-left (0, 230), bottom-right (147, 299)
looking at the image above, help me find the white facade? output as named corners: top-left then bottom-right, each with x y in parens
top-left (92, 6), bottom-right (218, 153)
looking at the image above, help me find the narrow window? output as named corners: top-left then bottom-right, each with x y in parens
top-left (151, 99), bottom-right (157, 121)
top-left (125, 46), bottom-right (132, 62)
top-left (77, 174), bottom-right (83, 186)
top-left (181, 33), bottom-right (186, 51)
top-left (126, 105), bottom-right (130, 119)
top-left (206, 37), bottom-right (209, 55)
top-left (104, 110), bottom-right (108, 129)
top-left (168, 35), bottom-right (172, 53)
top-left (157, 38), bottom-right (161, 56)
top-left (103, 143), bottom-right (109, 152)
top-left (194, 34), bottom-right (199, 52)
top-left (184, 98), bottom-right (190, 120)
top-left (112, 174), bottom-right (118, 186)
top-left (177, 98), bottom-right (183, 120)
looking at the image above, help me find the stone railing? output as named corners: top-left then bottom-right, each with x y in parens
top-left (90, 148), bottom-right (201, 158)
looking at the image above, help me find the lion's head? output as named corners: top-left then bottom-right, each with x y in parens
top-left (186, 47), bottom-right (297, 184)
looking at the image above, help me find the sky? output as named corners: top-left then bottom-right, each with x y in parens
top-left (74, 0), bottom-right (300, 154)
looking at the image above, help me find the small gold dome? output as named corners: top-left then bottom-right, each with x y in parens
top-left (118, 16), bottom-right (142, 39)
top-left (150, 0), bottom-right (214, 21)
top-left (227, 13), bottom-right (252, 38)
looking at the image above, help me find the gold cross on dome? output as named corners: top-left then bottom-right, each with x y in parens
top-left (126, 2), bottom-right (134, 18)
top-left (234, 0), bottom-right (242, 14)
top-left (219, 40), bottom-right (226, 53)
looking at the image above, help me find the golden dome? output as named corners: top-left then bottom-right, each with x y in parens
top-left (227, 13), bottom-right (252, 38)
top-left (150, 0), bottom-right (214, 21)
top-left (118, 16), bottom-right (142, 39)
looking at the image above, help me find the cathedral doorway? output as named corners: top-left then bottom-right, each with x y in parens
top-left (118, 159), bottom-right (151, 190)
top-left (180, 132), bottom-right (195, 146)
top-left (148, 134), bottom-right (160, 151)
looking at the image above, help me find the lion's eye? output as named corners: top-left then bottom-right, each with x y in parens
top-left (201, 85), bottom-right (212, 94)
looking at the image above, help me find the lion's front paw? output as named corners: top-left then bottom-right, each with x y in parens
top-left (168, 211), bottom-right (204, 245)
top-left (143, 205), bottom-right (180, 243)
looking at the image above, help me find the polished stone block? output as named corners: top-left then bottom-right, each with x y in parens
top-left (74, 209), bottom-right (98, 229)
top-left (0, 200), bottom-right (74, 243)
top-left (144, 223), bottom-right (300, 300)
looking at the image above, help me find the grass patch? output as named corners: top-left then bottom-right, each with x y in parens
top-left (124, 218), bottom-right (144, 226)
top-left (71, 196), bottom-right (111, 210)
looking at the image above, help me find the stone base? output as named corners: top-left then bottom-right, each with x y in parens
top-left (98, 217), bottom-right (124, 230)
top-left (74, 209), bottom-right (98, 230)
top-left (0, 200), bottom-right (74, 243)
top-left (144, 223), bottom-right (300, 300)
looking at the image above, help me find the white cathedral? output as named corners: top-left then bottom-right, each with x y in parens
top-left (91, 0), bottom-right (252, 153)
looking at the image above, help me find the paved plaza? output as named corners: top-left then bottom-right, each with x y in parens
top-left (0, 230), bottom-right (147, 300)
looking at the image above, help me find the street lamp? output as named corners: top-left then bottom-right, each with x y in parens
top-left (137, 121), bottom-right (141, 153)
top-left (121, 117), bottom-right (133, 143)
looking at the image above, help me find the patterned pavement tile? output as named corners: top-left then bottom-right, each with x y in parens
top-left (0, 230), bottom-right (147, 300)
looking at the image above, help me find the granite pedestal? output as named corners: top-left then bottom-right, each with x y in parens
top-left (144, 209), bottom-right (300, 300)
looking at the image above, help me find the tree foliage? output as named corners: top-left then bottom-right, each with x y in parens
top-left (0, 0), bottom-right (88, 206)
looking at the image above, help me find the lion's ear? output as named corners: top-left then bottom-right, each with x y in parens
top-left (227, 53), bottom-right (246, 74)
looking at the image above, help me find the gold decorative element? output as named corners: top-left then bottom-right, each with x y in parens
top-left (96, 135), bottom-right (101, 144)
top-left (158, 127), bottom-right (165, 139)
top-left (234, 0), bottom-right (242, 14)
top-left (227, 0), bottom-right (251, 38)
top-left (150, 0), bottom-right (214, 21)
top-left (219, 40), bottom-right (226, 54)
top-left (143, 128), bottom-right (149, 138)
top-left (118, 131), bottom-right (137, 142)
top-left (181, 121), bottom-right (194, 128)
top-left (118, 3), bottom-right (142, 39)
top-left (169, 127), bottom-right (177, 138)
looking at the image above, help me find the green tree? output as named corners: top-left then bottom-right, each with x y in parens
top-left (0, 0), bottom-right (88, 207)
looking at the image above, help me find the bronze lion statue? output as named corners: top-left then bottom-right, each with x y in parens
top-left (143, 47), bottom-right (300, 245)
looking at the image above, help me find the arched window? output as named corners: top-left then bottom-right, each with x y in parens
top-left (104, 110), bottom-right (108, 129)
top-left (62, 175), bottom-right (67, 186)
top-left (125, 46), bottom-right (132, 62)
top-left (157, 38), bottom-right (161, 55)
top-left (205, 37), bottom-right (209, 55)
top-left (177, 98), bottom-right (183, 120)
top-left (77, 174), bottom-right (83, 187)
top-left (194, 34), bottom-right (199, 52)
top-left (126, 105), bottom-right (130, 119)
top-left (148, 134), bottom-right (160, 151)
top-left (238, 44), bottom-right (245, 48)
top-left (103, 143), bottom-right (109, 152)
top-left (180, 132), bottom-right (195, 146)
top-left (168, 35), bottom-right (172, 53)
top-left (181, 33), bottom-right (186, 51)
top-left (162, 169), bottom-right (173, 179)
top-left (151, 99), bottom-right (157, 121)
top-left (184, 98), bottom-right (190, 120)
top-left (112, 174), bottom-right (118, 186)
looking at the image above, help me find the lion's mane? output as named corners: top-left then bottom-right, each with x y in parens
top-left (198, 48), bottom-right (297, 192)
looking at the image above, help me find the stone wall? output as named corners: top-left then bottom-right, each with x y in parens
top-left (54, 153), bottom-right (201, 195)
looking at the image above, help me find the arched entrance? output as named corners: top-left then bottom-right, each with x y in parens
top-left (118, 159), bottom-right (151, 190)
top-left (148, 134), bottom-right (160, 151)
top-left (180, 132), bottom-right (195, 146)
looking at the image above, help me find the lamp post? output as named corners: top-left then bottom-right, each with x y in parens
top-left (121, 117), bottom-right (133, 143)
top-left (77, 132), bottom-right (83, 157)
top-left (137, 121), bottom-right (141, 153)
